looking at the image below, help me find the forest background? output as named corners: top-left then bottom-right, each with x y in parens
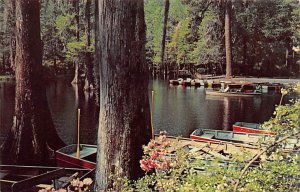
top-left (0, 0), bottom-right (299, 82)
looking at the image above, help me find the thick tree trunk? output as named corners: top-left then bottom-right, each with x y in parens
top-left (7, 0), bottom-right (16, 71)
top-left (84, 0), bottom-right (94, 91)
top-left (1, 0), bottom-right (65, 165)
top-left (95, 0), bottom-right (152, 190)
top-left (161, 0), bottom-right (170, 77)
top-left (225, 0), bottom-right (233, 79)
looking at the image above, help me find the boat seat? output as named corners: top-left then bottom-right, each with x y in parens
top-left (202, 133), bottom-right (215, 139)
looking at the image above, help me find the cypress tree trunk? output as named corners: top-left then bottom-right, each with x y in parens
top-left (95, 0), bottom-right (152, 190)
top-left (1, 0), bottom-right (65, 165)
top-left (225, 0), bottom-right (233, 79)
top-left (7, 0), bottom-right (16, 71)
top-left (161, 0), bottom-right (170, 77)
top-left (71, 0), bottom-right (81, 84)
top-left (93, 0), bottom-right (100, 105)
top-left (83, 0), bottom-right (94, 91)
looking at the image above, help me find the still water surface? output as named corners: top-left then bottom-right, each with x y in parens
top-left (0, 77), bottom-right (286, 146)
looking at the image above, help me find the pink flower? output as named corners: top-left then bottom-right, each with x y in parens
top-left (140, 159), bottom-right (151, 171)
top-left (157, 160), bottom-right (169, 170)
top-left (150, 150), bottom-right (159, 159)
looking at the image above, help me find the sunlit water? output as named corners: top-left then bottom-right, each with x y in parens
top-left (0, 77), bottom-right (291, 147)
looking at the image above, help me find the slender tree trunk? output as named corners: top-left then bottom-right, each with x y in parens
top-left (94, 0), bottom-right (100, 105)
top-left (225, 0), bottom-right (233, 79)
top-left (84, 0), bottom-right (94, 91)
top-left (1, 54), bottom-right (4, 73)
top-left (71, 59), bottom-right (80, 84)
top-left (1, 0), bottom-right (65, 165)
top-left (161, 0), bottom-right (170, 77)
top-left (95, 0), bottom-right (152, 190)
top-left (71, 0), bottom-right (81, 84)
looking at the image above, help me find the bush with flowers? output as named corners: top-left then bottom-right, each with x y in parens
top-left (38, 177), bottom-right (93, 192)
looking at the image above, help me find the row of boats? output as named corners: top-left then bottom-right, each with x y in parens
top-left (1, 122), bottom-right (297, 191)
top-left (55, 122), bottom-right (296, 170)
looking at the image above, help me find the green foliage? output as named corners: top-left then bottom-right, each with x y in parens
top-left (190, 7), bottom-right (223, 65)
top-left (145, 0), bottom-right (188, 65)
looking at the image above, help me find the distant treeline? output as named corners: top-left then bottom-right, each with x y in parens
top-left (0, 0), bottom-right (299, 77)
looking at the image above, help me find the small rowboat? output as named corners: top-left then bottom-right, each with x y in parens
top-left (205, 90), bottom-right (262, 97)
top-left (0, 165), bottom-right (90, 192)
top-left (190, 129), bottom-right (299, 149)
top-left (55, 144), bottom-right (96, 170)
top-left (233, 122), bottom-right (274, 135)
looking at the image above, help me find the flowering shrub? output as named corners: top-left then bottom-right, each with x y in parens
top-left (38, 178), bottom-right (93, 192)
top-left (140, 131), bottom-right (171, 172)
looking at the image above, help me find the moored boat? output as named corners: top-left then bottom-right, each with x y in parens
top-left (233, 122), bottom-right (274, 135)
top-left (55, 144), bottom-right (97, 170)
top-left (0, 165), bottom-right (90, 192)
top-left (205, 83), bottom-right (262, 97)
top-left (205, 90), bottom-right (262, 97)
top-left (190, 129), bottom-right (299, 149)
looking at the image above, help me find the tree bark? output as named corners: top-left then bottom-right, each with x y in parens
top-left (1, 0), bottom-right (65, 165)
top-left (225, 0), bottom-right (233, 79)
top-left (93, 0), bottom-right (100, 105)
top-left (71, 0), bottom-right (81, 84)
top-left (83, 0), bottom-right (94, 91)
top-left (6, 0), bottom-right (16, 71)
top-left (161, 0), bottom-right (170, 77)
top-left (95, 0), bottom-right (152, 190)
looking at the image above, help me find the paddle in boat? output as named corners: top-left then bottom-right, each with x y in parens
top-left (233, 122), bottom-right (274, 135)
top-left (190, 129), bottom-right (299, 149)
top-left (55, 109), bottom-right (96, 170)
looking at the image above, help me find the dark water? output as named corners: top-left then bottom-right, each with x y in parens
top-left (0, 77), bottom-right (289, 146)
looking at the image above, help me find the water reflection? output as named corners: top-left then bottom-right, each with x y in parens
top-left (0, 77), bottom-right (287, 146)
top-left (151, 79), bottom-right (283, 137)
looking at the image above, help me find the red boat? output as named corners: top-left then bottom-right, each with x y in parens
top-left (233, 122), bottom-right (274, 135)
top-left (55, 144), bottom-right (96, 170)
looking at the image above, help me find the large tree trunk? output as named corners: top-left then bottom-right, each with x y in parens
top-left (1, 0), bottom-right (65, 165)
top-left (225, 0), bottom-right (233, 79)
top-left (6, 0), bottom-right (16, 71)
top-left (161, 0), bottom-right (170, 77)
top-left (83, 0), bottom-right (94, 91)
top-left (95, 0), bottom-right (152, 190)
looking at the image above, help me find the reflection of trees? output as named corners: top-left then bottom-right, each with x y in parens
top-left (222, 96), bottom-right (230, 130)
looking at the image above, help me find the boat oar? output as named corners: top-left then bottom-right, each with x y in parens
top-left (151, 90), bottom-right (154, 139)
top-left (76, 108), bottom-right (81, 159)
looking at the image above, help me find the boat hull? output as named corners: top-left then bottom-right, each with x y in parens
top-left (206, 90), bottom-right (262, 97)
top-left (55, 144), bottom-right (96, 170)
top-left (233, 122), bottom-right (274, 135)
top-left (190, 129), bottom-right (299, 149)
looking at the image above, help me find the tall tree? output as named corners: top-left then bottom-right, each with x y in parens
top-left (161, 0), bottom-right (170, 76)
top-left (224, 0), bottom-right (232, 78)
top-left (93, 0), bottom-right (100, 105)
top-left (1, 0), bottom-right (64, 165)
top-left (71, 0), bottom-right (81, 84)
top-left (83, 0), bottom-right (94, 91)
top-left (95, 0), bottom-right (152, 190)
top-left (5, 0), bottom-right (16, 71)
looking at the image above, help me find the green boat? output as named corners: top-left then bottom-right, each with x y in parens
top-left (190, 129), bottom-right (299, 149)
